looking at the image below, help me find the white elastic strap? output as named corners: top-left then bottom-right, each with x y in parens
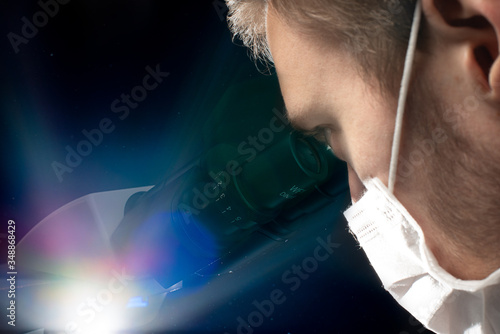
top-left (388, 0), bottom-right (422, 194)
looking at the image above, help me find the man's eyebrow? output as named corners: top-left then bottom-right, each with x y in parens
top-left (296, 127), bottom-right (321, 137)
top-left (286, 111), bottom-right (323, 137)
top-left (289, 120), bottom-right (310, 133)
top-left (294, 125), bottom-right (330, 145)
top-left (283, 106), bottom-right (309, 133)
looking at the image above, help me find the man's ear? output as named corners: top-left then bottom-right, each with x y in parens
top-left (422, 0), bottom-right (500, 104)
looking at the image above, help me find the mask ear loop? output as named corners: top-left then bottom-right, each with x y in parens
top-left (388, 0), bottom-right (423, 194)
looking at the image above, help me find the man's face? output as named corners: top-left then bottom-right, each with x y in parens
top-left (265, 4), bottom-right (500, 280)
top-left (266, 7), bottom-right (397, 202)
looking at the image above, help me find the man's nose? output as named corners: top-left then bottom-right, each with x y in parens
top-left (347, 164), bottom-right (365, 203)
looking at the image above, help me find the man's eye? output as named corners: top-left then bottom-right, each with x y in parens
top-left (302, 128), bottom-right (342, 159)
top-left (306, 128), bottom-right (331, 146)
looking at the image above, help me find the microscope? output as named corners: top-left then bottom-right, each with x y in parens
top-left (6, 77), bottom-right (348, 333)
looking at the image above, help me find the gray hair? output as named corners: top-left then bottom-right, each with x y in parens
top-left (225, 0), bottom-right (418, 94)
top-left (226, 0), bottom-right (273, 65)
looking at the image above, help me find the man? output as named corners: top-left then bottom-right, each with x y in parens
top-left (225, 0), bottom-right (500, 333)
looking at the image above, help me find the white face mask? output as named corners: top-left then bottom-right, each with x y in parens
top-left (343, 1), bottom-right (500, 333)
